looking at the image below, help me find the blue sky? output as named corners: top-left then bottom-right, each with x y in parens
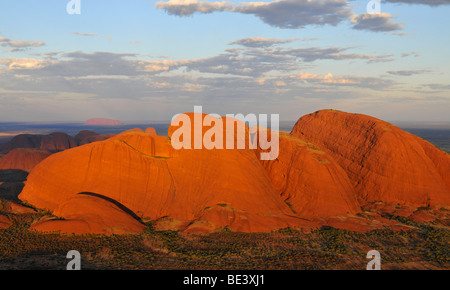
top-left (0, 0), bottom-right (449, 122)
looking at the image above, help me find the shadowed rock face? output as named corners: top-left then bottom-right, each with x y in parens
top-left (1, 133), bottom-right (76, 154)
top-left (0, 134), bottom-right (43, 153)
top-left (74, 130), bottom-right (116, 146)
top-left (40, 133), bottom-right (77, 152)
top-left (74, 130), bottom-right (98, 145)
top-left (0, 169), bottom-right (28, 201)
top-left (290, 110), bottom-right (450, 207)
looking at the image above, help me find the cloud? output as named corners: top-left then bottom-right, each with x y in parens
top-left (229, 37), bottom-right (300, 48)
top-left (392, 32), bottom-right (410, 36)
top-left (70, 32), bottom-right (99, 36)
top-left (156, 0), bottom-right (231, 16)
top-left (402, 51), bottom-right (420, 57)
top-left (385, 0), bottom-right (450, 6)
top-left (424, 84), bottom-right (450, 91)
top-left (157, 0), bottom-right (353, 29)
top-left (0, 36), bottom-right (45, 52)
top-left (351, 13), bottom-right (404, 32)
top-left (0, 57), bottom-right (47, 70)
top-left (0, 38), bottom-right (396, 82)
top-left (387, 69), bottom-right (430, 76)
top-left (279, 46), bottom-right (394, 63)
top-left (288, 72), bottom-right (396, 89)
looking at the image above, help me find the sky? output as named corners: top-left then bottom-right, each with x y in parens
top-left (0, 0), bottom-right (449, 122)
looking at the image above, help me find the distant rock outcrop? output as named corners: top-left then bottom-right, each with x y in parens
top-left (85, 118), bottom-right (122, 126)
top-left (74, 130), bottom-right (98, 145)
top-left (290, 109), bottom-right (450, 207)
top-left (0, 148), bottom-right (52, 172)
top-left (0, 134), bottom-right (43, 153)
top-left (40, 132), bottom-right (77, 152)
top-left (0, 132), bottom-right (76, 154)
top-left (74, 130), bottom-right (115, 146)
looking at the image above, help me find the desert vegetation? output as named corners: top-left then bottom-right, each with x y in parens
top-left (0, 204), bottom-right (448, 270)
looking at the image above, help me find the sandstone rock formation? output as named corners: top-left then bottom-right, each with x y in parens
top-left (16, 110), bottom-right (450, 235)
top-left (31, 194), bottom-right (145, 235)
top-left (74, 130), bottom-right (98, 145)
top-left (0, 134), bottom-right (43, 153)
top-left (258, 132), bottom-right (360, 218)
top-left (0, 148), bottom-right (52, 172)
top-left (40, 132), bottom-right (77, 152)
top-left (290, 109), bottom-right (450, 208)
top-left (145, 127), bottom-right (157, 135)
top-left (74, 130), bottom-right (116, 146)
top-left (1, 132), bottom-right (76, 153)
top-left (20, 122), bottom-right (312, 234)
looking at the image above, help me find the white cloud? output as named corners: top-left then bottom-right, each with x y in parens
top-left (0, 57), bottom-right (48, 70)
top-left (351, 13), bottom-right (404, 32)
top-left (70, 32), bottom-right (99, 37)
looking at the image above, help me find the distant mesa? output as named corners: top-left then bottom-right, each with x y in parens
top-left (85, 118), bottom-right (122, 126)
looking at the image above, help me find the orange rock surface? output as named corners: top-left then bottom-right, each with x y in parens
top-left (17, 110), bottom-right (450, 235)
top-left (145, 127), bottom-right (157, 135)
top-left (168, 113), bottom-right (251, 150)
top-left (258, 132), bottom-right (360, 218)
top-left (31, 194), bottom-right (145, 235)
top-left (0, 148), bottom-right (52, 172)
top-left (291, 110), bottom-right (450, 207)
top-left (20, 118), bottom-right (312, 234)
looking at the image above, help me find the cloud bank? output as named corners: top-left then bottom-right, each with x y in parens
top-left (156, 0), bottom-right (353, 29)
